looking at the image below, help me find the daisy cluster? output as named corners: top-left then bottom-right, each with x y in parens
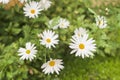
top-left (18, 21), bottom-right (107, 75)
top-left (11, 0), bottom-right (108, 75)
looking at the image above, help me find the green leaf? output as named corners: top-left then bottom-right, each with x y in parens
top-left (22, 25), bottom-right (31, 41)
top-left (88, 8), bottom-right (97, 15)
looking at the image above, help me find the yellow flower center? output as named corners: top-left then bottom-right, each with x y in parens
top-left (78, 33), bottom-right (80, 36)
top-left (61, 23), bottom-right (64, 26)
top-left (99, 20), bottom-right (103, 25)
top-left (26, 50), bottom-right (31, 54)
top-left (60, 23), bottom-right (65, 28)
top-left (79, 43), bottom-right (85, 49)
top-left (31, 9), bottom-right (35, 14)
top-left (46, 38), bottom-right (51, 43)
top-left (49, 61), bottom-right (55, 66)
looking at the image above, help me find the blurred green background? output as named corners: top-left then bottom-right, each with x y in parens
top-left (0, 0), bottom-right (120, 80)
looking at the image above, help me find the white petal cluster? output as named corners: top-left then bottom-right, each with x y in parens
top-left (41, 59), bottom-right (64, 74)
top-left (39, 0), bottom-right (52, 10)
top-left (40, 30), bottom-right (59, 49)
top-left (0, 0), bottom-right (9, 4)
top-left (52, 18), bottom-right (70, 29)
top-left (18, 42), bottom-right (37, 61)
top-left (69, 27), bottom-right (96, 58)
top-left (96, 16), bottom-right (107, 29)
top-left (58, 18), bottom-right (70, 29)
top-left (74, 27), bottom-right (87, 37)
top-left (23, 1), bottom-right (43, 18)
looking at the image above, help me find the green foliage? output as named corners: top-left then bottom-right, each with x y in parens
top-left (0, 0), bottom-right (120, 80)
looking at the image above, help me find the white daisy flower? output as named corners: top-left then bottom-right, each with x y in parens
top-left (23, 1), bottom-right (43, 18)
top-left (18, 42), bottom-right (37, 61)
top-left (0, 0), bottom-right (9, 4)
top-left (19, 0), bottom-right (27, 3)
top-left (74, 27), bottom-right (87, 37)
top-left (69, 34), bottom-right (96, 58)
top-left (40, 30), bottom-right (59, 49)
top-left (39, 0), bottom-right (52, 10)
top-left (41, 59), bottom-right (64, 74)
top-left (58, 18), bottom-right (70, 29)
top-left (96, 16), bottom-right (107, 29)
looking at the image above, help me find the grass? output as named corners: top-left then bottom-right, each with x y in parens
top-left (59, 54), bottom-right (120, 80)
